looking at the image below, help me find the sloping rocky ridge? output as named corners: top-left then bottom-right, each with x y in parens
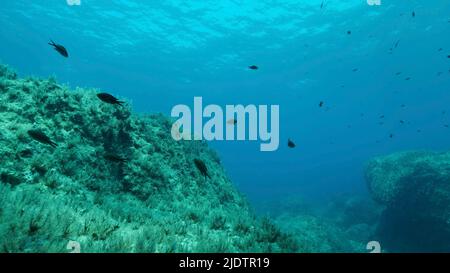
top-left (0, 64), bottom-right (298, 253)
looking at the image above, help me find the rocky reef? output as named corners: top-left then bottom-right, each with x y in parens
top-left (0, 64), bottom-right (299, 253)
top-left (365, 151), bottom-right (450, 252)
top-left (255, 195), bottom-right (381, 252)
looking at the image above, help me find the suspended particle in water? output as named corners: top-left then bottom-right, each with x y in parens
top-left (67, 0), bottom-right (81, 6)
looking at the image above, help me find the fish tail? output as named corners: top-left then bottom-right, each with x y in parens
top-left (50, 141), bottom-right (58, 148)
top-left (48, 40), bottom-right (55, 46)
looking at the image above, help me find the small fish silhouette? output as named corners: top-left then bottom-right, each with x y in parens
top-left (194, 159), bottom-right (210, 179)
top-left (104, 153), bottom-right (127, 163)
top-left (28, 130), bottom-right (57, 148)
top-left (287, 139), bottom-right (296, 148)
top-left (248, 65), bottom-right (259, 70)
top-left (48, 40), bottom-right (68, 58)
top-left (227, 118), bottom-right (237, 125)
top-left (97, 93), bottom-right (124, 106)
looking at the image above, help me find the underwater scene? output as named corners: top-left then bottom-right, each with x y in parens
top-left (0, 0), bottom-right (449, 253)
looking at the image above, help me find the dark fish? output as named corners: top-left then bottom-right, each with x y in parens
top-left (389, 40), bottom-right (400, 52)
top-left (379, 115), bottom-right (385, 119)
top-left (194, 159), bottom-right (210, 179)
top-left (438, 48), bottom-right (443, 52)
top-left (248, 65), bottom-right (258, 70)
top-left (447, 55), bottom-right (450, 59)
top-left (347, 30), bottom-right (352, 35)
top-left (28, 130), bottom-right (57, 148)
top-left (319, 101), bottom-right (324, 107)
top-left (48, 40), bottom-right (68, 58)
top-left (444, 124), bottom-right (449, 128)
top-left (389, 134), bottom-right (394, 138)
top-left (400, 120), bottom-right (405, 124)
top-left (104, 153), bottom-right (127, 163)
top-left (412, 11), bottom-right (415, 17)
top-left (405, 77), bottom-right (411, 81)
top-left (395, 72), bottom-right (402, 76)
top-left (227, 118), bottom-right (237, 125)
top-left (287, 139), bottom-right (296, 148)
top-left (97, 93), bottom-right (124, 106)
top-left (352, 68), bottom-right (359, 72)
top-left (401, 104), bottom-right (406, 108)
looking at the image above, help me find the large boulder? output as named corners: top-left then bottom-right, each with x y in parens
top-left (365, 151), bottom-right (450, 252)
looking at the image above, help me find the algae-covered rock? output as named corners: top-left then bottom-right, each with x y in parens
top-left (269, 195), bottom-right (381, 253)
top-left (365, 151), bottom-right (450, 204)
top-left (365, 151), bottom-right (450, 252)
top-left (275, 214), bottom-right (367, 253)
top-left (0, 64), bottom-right (298, 253)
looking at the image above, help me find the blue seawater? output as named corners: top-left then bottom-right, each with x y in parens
top-left (1, 0), bottom-right (450, 253)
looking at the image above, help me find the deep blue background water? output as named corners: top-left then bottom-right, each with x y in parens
top-left (1, 0), bottom-right (449, 206)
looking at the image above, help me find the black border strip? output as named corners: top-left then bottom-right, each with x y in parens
top-left (0, 253), bottom-right (447, 272)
